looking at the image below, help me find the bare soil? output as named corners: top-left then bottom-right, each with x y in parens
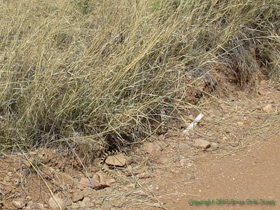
top-left (0, 80), bottom-right (279, 210)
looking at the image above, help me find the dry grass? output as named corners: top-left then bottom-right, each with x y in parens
top-left (0, 0), bottom-right (279, 152)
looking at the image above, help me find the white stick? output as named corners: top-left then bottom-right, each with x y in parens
top-left (182, 113), bottom-right (204, 135)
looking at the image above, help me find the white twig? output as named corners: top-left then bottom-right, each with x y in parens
top-left (183, 113), bottom-right (204, 135)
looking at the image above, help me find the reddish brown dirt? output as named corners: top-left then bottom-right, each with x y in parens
top-left (0, 80), bottom-right (279, 210)
top-left (153, 133), bottom-right (279, 210)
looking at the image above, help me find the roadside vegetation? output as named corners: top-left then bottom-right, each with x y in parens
top-left (0, 0), bottom-right (279, 155)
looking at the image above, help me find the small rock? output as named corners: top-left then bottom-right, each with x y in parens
top-left (211, 143), bottom-right (219, 150)
top-left (127, 165), bottom-right (133, 173)
top-left (69, 203), bottom-right (79, 209)
top-left (112, 196), bottom-right (126, 208)
top-left (3, 176), bottom-right (11, 183)
top-left (82, 187), bottom-right (96, 197)
top-left (180, 159), bottom-right (190, 167)
top-left (229, 142), bottom-right (239, 147)
top-left (219, 104), bottom-right (228, 111)
top-left (13, 199), bottom-right (27, 209)
top-left (178, 142), bottom-right (190, 150)
top-left (142, 142), bottom-right (154, 154)
top-left (158, 135), bottom-right (165, 141)
top-left (78, 177), bottom-right (101, 189)
top-left (216, 139), bottom-right (223, 144)
top-left (263, 104), bottom-right (274, 113)
top-left (187, 115), bottom-right (195, 121)
top-left (186, 163), bottom-right (193, 168)
top-left (190, 175), bottom-right (196, 179)
top-left (236, 121), bottom-right (244, 127)
top-left (96, 171), bottom-right (115, 187)
top-left (72, 190), bottom-right (84, 203)
top-left (83, 197), bottom-right (93, 206)
top-left (30, 203), bottom-right (47, 210)
top-left (173, 155), bottom-right (180, 162)
top-left (136, 173), bottom-right (154, 179)
top-left (83, 197), bottom-right (91, 202)
top-left (185, 135), bottom-right (191, 141)
top-left (105, 154), bottom-right (128, 167)
top-left (122, 186), bottom-right (129, 191)
top-left (155, 169), bottom-right (164, 176)
top-left (26, 201), bottom-right (33, 207)
top-left (94, 199), bottom-right (103, 207)
top-left (260, 80), bottom-right (267, 85)
top-left (142, 142), bottom-right (161, 154)
top-left (194, 139), bottom-right (211, 149)
top-left (258, 89), bottom-right (267, 95)
top-left (158, 157), bottom-right (169, 164)
top-left (48, 196), bottom-right (67, 210)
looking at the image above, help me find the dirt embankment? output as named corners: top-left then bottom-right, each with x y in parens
top-left (0, 80), bottom-right (279, 209)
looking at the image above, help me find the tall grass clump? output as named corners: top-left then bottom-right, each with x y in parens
top-left (0, 0), bottom-right (279, 152)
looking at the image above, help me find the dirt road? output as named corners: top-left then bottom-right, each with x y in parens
top-left (156, 133), bottom-right (279, 210)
